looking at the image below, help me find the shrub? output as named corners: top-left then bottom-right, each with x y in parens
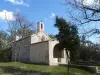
top-left (0, 47), bottom-right (12, 62)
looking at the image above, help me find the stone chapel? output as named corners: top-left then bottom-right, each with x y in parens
top-left (12, 22), bottom-right (68, 66)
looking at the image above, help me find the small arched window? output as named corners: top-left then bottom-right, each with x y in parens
top-left (41, 23), bottom-right (43, 29)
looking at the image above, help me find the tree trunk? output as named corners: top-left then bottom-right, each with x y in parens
top-left (66, 50), bottom-right (70, 75)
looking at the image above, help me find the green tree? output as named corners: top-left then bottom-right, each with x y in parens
top-left (78, 42), bottom-right (100, 62)
top-left (49, 34), bottom-right (56, 39)
top-left (0, 30), bottom-right (10, 50)
top-left (54, 16), bottom-right (80, 74)
top-left (0, 31), bottom-right (12, 62)
top-left (0, 47), bottom-right (12, 62)
top-left (79, 45), bottom-right (96, 61)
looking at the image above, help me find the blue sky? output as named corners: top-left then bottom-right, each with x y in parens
top-left (0, 0), bottom-right (69, 35)
top-left (0, 0), bottom-right (99, 43)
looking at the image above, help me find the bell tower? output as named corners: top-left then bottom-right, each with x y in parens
top-left (37, 22), bottom-right (44, 32)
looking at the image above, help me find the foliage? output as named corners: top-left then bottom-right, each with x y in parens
top-left (0, 47), bottom-right (12, 62)
top-left (54, 16), bottom-right (80, 59)
top-left (79, 45), bottom-right (96, 61)
top-left (0, 30), bottom-right (12, 62)
top-left (71, 41), bottom-right (100, 63)
top-left (49, 34), bottom-right (56, 39)
top-left (0, 40), bottom-right (3, 50)
top-left (0, 30), bottom-right (10, 49)
top-left (54, 16), bottom-right (80, 52)
top-left (54, 16), bottom-right (80, 74)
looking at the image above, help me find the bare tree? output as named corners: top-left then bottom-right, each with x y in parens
top-left (65, 0), bottom-right (100, 37)
top-left (65, 0), bottom-right (100, 22)
top-left (14, 13), bottom-right (36, 38)
top-left (6, 12), bottom-right (36, 62)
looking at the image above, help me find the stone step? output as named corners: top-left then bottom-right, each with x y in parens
top-left (97, 69), bottom-right (100, 74)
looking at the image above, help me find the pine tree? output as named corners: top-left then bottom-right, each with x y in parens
top-left (54, 16), bottom-right (80, 74)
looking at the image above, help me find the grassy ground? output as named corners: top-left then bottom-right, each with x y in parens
top-left (98, 66), bottom-right (100, 69)
top-left (0, 62), bottom-right (92, 75)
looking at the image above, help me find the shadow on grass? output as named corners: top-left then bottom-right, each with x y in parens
top-left (0, 66), bottom-right (45, 75)
top-left (60, 64), bottom-right (96, 73)
top-left (0, 66), bottom-right (68, 75)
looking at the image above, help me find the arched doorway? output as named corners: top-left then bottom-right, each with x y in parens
top-left (53, 44), bottom-right (64, 58)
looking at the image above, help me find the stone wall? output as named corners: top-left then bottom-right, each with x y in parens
top-left (30, 41), bottom-right (49, 64)
top-left (31, 32), bottom-right (50, 44)
top-left (12, 36), bottom-right (31, 62)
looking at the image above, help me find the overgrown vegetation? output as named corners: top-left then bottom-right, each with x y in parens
top-left (71, 41), bottom-right (100, 65)
top-left (0, 30), bottom-right (12, 62)
top-left (0, 47), bottom-right (11, 62)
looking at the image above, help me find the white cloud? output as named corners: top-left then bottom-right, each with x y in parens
top-left (84, 0), bottom-right (98, 5)
top-left (16, 9), bottom-right (20, 12)
top-left (0, 10), bottom-right (14, 21)
top-left (78, 0), bottom-right (99, 5)
top-left (6, 0), bottom-right (29, 7)
top-left (44, 12), bottom-right (56, 21)
top-left (49, 12), bottom-right (56, 19)
top-left (44, 18), bottom-right (47, 21)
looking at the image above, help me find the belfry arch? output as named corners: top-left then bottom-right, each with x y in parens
top-left (37, 22), bottom-right (44, 32)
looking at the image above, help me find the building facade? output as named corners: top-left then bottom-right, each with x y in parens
top-left (12, 22), bottom-right (68, 66)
